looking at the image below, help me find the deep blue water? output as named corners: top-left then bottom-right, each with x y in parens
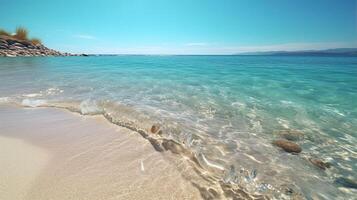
top-left (0, 55), bottom-right (356, 199)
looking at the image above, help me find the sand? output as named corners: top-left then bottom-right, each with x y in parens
top-left (0, 136), bottom-right (49, 200)
top-left (0, 105), bottom-right (202, 200)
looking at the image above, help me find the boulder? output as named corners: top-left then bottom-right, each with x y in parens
top-left (13, 42), bottom-right (26, 48)
top-left (0, 44), bottom-right (8, 49)
top-left (5, 39), bottom-right (16, 45)
top-left (9, 46), bottom-right (21, 50)
top-left (0, 39), bottom-right (8, 45)
top-left (273, 139), bottom-right (302, 153)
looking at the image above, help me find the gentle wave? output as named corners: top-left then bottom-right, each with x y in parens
top-left (0, 97), bottom-right (9, 103)
top-left (22, 99), bottom-right (47, 107)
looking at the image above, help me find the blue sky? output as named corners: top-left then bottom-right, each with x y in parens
top-left (1, 0), bottom-right (356, 54)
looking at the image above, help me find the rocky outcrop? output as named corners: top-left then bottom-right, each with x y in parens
top-left (0, 36), bottom-right (75, 57)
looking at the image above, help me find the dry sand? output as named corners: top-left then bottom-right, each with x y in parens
top-left (0, 105), bottom-right (202, 200)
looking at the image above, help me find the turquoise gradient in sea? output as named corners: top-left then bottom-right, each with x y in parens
top-left (0, 56), bottom-right (356, 199)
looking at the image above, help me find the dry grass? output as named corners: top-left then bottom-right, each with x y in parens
top-left (0, 29), bottom-right (11, 36)
top-left (30, 38), bottom-right (42, 45)
top-left (14, 27), bottom-right (28, 40)
top-left (1, 27), bottom-right (43, 45)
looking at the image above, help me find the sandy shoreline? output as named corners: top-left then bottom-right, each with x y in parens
top-left (0, 105), bottom-right (201, 200)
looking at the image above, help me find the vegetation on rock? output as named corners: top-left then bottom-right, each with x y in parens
top-left (0, 26), bottom-right (42, 45)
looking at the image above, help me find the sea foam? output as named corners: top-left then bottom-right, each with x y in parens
top-left (21, 99), bottom-right (47, 107)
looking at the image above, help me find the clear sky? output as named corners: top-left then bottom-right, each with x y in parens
top-left (1, 0), bottom-right (356, 54)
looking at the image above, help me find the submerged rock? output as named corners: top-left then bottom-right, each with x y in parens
top-left (308, 158), bottom-right (331, 170)
top-left (335, 177), bottom-right (357, 189)
top-left (277, 129), bottom-right (304, 141)
top-left (273, 139), bottom-right (302, 153)
top-left (147, 137), bottom-right (164, 152)
top-left (277, 184), bottom-right (305, 200)
top-left (162, 139), bottom-right (186, 154)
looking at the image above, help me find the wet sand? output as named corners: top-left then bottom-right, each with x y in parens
top-left (0, 105), bottom-right (202, 200)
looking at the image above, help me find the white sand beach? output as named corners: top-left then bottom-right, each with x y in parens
top-left (0, 105), bottom-right (202, 200)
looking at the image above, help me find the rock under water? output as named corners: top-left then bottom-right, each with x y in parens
top-left (273, 139), bottom-right (302, 153)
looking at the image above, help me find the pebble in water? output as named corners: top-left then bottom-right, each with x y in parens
top-left (150, 124), bottom-right (162, 135)
top-left (308, 158), bottom-right (331, 170)
top-left (273, 139), bottom-right (302, 153)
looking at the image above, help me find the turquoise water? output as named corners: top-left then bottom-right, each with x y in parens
top-left (0, 56), bottom-right (356, 199)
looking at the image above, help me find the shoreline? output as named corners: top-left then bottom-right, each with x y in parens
top-left (0, 99), bottom-right (269, 199)
top-left (0, 105), bottom-right (202, 200)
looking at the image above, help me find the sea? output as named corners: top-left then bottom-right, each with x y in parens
top-left (0, 55), bottom-right (356, 199)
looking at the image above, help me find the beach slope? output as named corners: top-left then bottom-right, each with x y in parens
top-left (0, 106), bottom-right (201, 200)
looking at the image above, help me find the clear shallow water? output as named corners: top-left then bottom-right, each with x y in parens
top-left (0, 56), bottom-right (356, 199)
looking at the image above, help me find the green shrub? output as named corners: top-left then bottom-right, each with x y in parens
top-left (14, 27), bottom-right (28, 40)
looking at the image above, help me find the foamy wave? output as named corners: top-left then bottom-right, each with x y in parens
top-left (79, 100), bottom-right (103, 115)
top-left (22, 93), bottom-right (43, 98)
top-left (21, 99), bottom-right (47, 107)
top-left (22, 88), bottom-right (63, 99)
top-left (0, 97), bottom-right (10, 103)
top-left (45, 88), bottom-right (63, 95)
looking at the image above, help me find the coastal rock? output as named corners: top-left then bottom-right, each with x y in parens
top-left (273, 139), bottom-right (302, 153)
top-left (308, 158), bottom-right (331, 170)
top-left (13, 42), bottom-right (25, 48)
top-left (0, 44), bottom-right (8, 49)
top-left (277, 129), bottom-right (304, 141)
top-left (0, 35), bottom-right (75, 57)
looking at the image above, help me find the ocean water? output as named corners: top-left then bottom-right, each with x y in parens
top-left (0, 56), bottom-right (356, 199)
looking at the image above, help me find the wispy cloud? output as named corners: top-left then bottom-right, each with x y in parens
top-left (73, 34), bottom-right (96, 40)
